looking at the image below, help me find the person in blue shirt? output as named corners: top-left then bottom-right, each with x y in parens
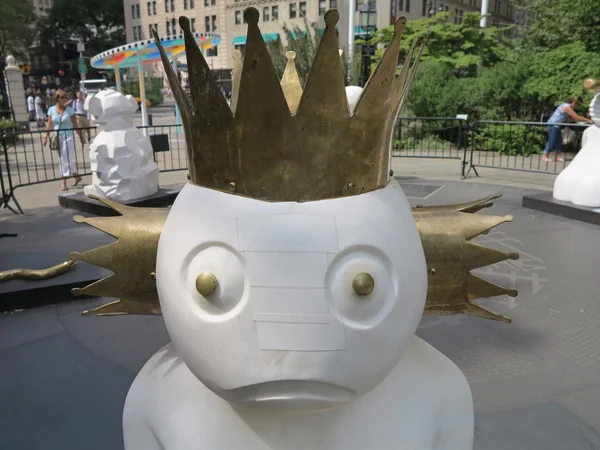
top-left (42, 89), bottom-right (85, 191)
top-left (543, 96), bottom-right (593, 162)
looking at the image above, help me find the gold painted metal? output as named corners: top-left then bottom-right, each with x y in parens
top-left (230, 49), bottom-right (243, 114)
top-left (353, 272), bottom-right (375, 296)
top-left (196, 272), bottom-right (218, 296)
top-left (69, 195), bottom-right (169, 316)
top-left (584, 78), bottom-right (600, 93)
top-left (152, 10), bottom-right (421, 202)
top-left (0, 260), bottom-right (75, 282)
top-left (280, 51), bottom-right (302, 114)
top-left (413, 194), bottom-right (519, 323)
top-left (70, 194), bottom-right (519, 323)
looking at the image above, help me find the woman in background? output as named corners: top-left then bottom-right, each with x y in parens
top-left (42, 90), bottom-right (84, 191)
top-left (543, 96), bottom-right (593, 162)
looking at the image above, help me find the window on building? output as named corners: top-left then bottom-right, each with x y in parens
top-left (172, 17), bottom-right (177, 33)
top-left (147, 2), bottom-right (151, 15)
top-left (398, 0), bottom-right (403, 11)
top-left (170, 0), bottom-right (174, 12)
top-left (133, 27), bottom-right (138, 40)
top-left (205, 16), bottom-right (210, 32)
top-left (406, 0), bottom-right (410, 12)
top-left (153, 1), bottom-right (157, 14)
top-left (422, 1), bottom-right (427, 16)
top-left (272, 5), bottom-right (279, 20)
top-left (207, 46), bottom-right (218, 57)
top-left (454, 9), bottom-right (463, 24)
top-left (299, 2), bottom-right (306, 17)
top-left (204, 0), bottom-right (209, 6)
top-left (184, 0), bottom-right (188, 9)
top-left (289, 3), bottom-right (296, 19)
top-left (211, 0), bottom-right (216, 5)
top-left (212, 15), bottom-right (217, 30)
top-left (191, 18), bottom-right (196, 31)
top-left (319, 0), bottom-right (326, 15)
top-left (149, 24), bottom-right (153, 36)
top-left (131, 5), bottom-right (135, 18)
top-left (138, 25), bottom-right (143, 39)
top-left (165, 0), bottom-right (168, 12)
top-left (190, 0), bottom-right (195, 8)
top-left (263, 7), bottom-right (269, 20)
top-left (330, 0), bottom-right (337, 9)
top-left (166, 20), bottom-right (171, 35)
top-left (136, 4), bottom-right (140, 17)
top-left (494, 0), bottom-right (500, 13)
top-left (235, 11), bottom-right (241, 24)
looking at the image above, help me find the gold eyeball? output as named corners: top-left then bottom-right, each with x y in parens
top-left (196, 272), bottom-right (218, 296)
top-left (352, 272), bottom-right (375, 296)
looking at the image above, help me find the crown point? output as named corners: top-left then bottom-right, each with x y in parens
top-left (508, 252), bottom-right (520, 260)
top-left (504, 215), bottom-right (514, 222)
top-left (324, 9), bottom-right (339, 27)
top-left (179, 16), bottom-right (191, 30)
top-left (72, 288), bottom-right (82, 296)
top-left (286, 50), bottom-right (296, 60)
top-left (69, 251), bottom-right (81, 260)
top-left (507, 289), bottom-right (518, 297)
top-left (244, 7), bottom-right (259, 24)
top-left (73, 215), bottom-right (85, 223)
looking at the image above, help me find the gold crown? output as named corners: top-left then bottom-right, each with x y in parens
top-left (152, 8), bottom-right (425, 202)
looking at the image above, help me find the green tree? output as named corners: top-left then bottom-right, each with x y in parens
top-left (0, 0), bottom-right (36, 60)
top-left (371, 12), bottom-right (512, 75)
top-left (513, 0), bottom-right (600, 53)
top-left (37, 0), bottom-right (125, 58)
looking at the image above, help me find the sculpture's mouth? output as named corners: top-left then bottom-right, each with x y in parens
top-left (223, 380), bottom-right (356, 412)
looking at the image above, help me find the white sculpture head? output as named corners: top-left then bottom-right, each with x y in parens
top-left (5, 55), bottom-right (17, 69)
top-left (86, 88), bottom-right (138, 129)
top-left (156, 178), bottom-right (428, 412)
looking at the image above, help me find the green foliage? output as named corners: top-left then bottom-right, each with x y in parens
top-left (472, 124), bottom-right (547, 156)
top-left (371, 12), bottom-right (512, 74)
top-left (122, 78), bottom-right (164, 106)
top-left (38, 0), bottom-right (125, 58)
top-left (0, 118), bottom-right (18, 145)
top-left (0, 0), bottom-right (36, 60)
top-left (513, 0), bottom-right (600, 53)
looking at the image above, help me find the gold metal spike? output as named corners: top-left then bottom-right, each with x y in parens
top-left (0, 260), bottom-right (76, 283)
top-left (152, 10), bottom-right (425, 202)
top-left (280, 51), bottom-right (303, 114)
top-left (414, 197), bottom-right (520, 323)
top-left (230, 49), bottom-right (243, 113)
top-left (70, 195), bottom-right (169, 315)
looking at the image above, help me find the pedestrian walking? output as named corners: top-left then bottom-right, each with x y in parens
top-left (26, 89), bottom-right (35, 123)
top-left (73, 90), bottom-right (91, 143)
top-left (41, 90), bottom-right (84, 191)
top-left (34, 90), bottom-right (47, 128)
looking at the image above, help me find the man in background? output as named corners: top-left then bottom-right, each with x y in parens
top-left (73, 90), bottom-right (91, 143)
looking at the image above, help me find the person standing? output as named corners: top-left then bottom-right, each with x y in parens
top-left (34, 90), bottom-right (47, 128)
top-left (543, 96), bottom-right (593, 162)
top-left (26, 89), bottom-right (35, 123)
top-left (42, 90), bottom-right (84, 191)
top-left (73, 90), bottom-right (91, 143)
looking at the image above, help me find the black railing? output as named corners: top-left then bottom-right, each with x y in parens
top-left (1, 119), bottom-right (593, 214)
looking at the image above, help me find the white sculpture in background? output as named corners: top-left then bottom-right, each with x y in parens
top-left (83, 88), bottom-right (159, 201)
top-left (553, 81), bottom-right (600, 207)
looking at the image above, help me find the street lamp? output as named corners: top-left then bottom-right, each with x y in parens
top-left (359, 3), bottom-right (377, 86)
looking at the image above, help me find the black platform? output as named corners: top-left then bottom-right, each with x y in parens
top-left (522, 191), bottom-right (600, 226)
top-left (58, 187), bottom-right (181, 216)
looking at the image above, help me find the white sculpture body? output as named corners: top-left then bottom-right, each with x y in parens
top-left (83, 89), bottom-right (159, 201)
top-left (553, 94), bottom-right (600, 207)
top-left (122, 176), bottom-right (474, 449)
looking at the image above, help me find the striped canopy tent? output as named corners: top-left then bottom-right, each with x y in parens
top-left (90, 31), bottom-right (221, 126)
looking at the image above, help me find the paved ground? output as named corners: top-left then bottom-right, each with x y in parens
top-left (1, 178), bottom-right (600, 449)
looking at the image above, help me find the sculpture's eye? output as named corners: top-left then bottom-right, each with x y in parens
top-left (326, 246), bottom-right (397, 329)
top-left (185, 245), bottom-right (246, 317)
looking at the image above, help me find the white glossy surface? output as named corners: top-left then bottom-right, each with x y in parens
top-left (553, 111), bottom-right (600, 207)
top-left (83, 89), bottom-right (158, 201)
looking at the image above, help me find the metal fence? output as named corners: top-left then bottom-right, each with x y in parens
top-left (464, 120), bottom-right (589, 177)
top-left (1, 118), bottom-right (592, 214)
